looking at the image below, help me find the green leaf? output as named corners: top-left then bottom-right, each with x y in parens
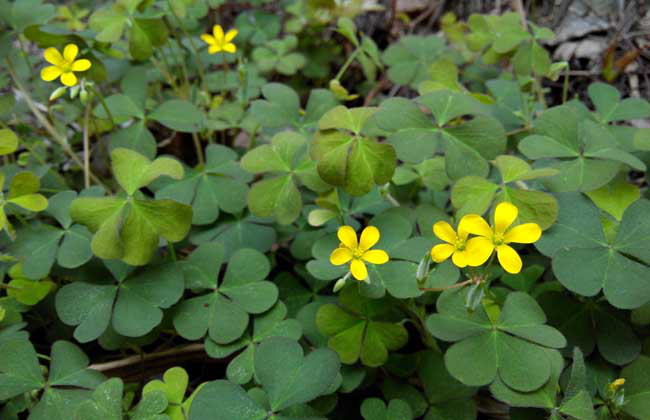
top-left (7, 277), bottom-right (55, 305)
top-left (205, 301), bottom-right (302, 384)
top-left (519, 106), bottom-right (640, 192)
top-left (538, 193), bottom-right (650, 308)
top-left (382, 35), bottom-right (447, 87)
top-left (361, 398), bottom-right (413, 420)
top-left (188, 380), bottom-right (267, 420)
top-left (8, 0), bottom-right (56, 31)
top-left (489, 348), bottom-right (563, 409)
top-left (89, 8), bottom-right (128, 43)
top-left (588, 82), bottom-right (650, 123)
top-left (173, 246), bottom-right (277, 344)
top-left (156, 144), bottom-right (250, 225)
top-left (247, 175), bottom-right (301, 225)
top-left (112, 148), bottom-right (184, 195)
top-left (143, 367), bottom-right (190, 420)
top-left (254, 337), bottom-right (340, 411)
top-left (426, 289), bottom-right (564, 391)
top-left (586, 177), bottom-right (640, 221)
top-left (316, 287), bottom-right (408, 367)
top-left (56, 263), bottom-right (184, 341)
top-left (74, 378), bottom-right (123, 420)
top-left (0, 339), bottom-right (45, 400)
top-left (451, 176), bottom-right (498, 217)
top-left (319, 106), bottom-right (379, 135)
top-left (249, 83), bottom-right (300, 129)
top-left (621, 355), bottom-right (650, 419)
top-left (499, 187), bottom-right (558, 231)
top-left (0, 129), bottom-right (18, 156)
top-left (70, 195), bottom-right (191, 266)
top-left (150, 100), bottom-right (204, 133)
top-left (311, 128), bottom-right (396, 196)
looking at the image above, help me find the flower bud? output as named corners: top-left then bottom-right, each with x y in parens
top-left (49, 86), bottom-right (67, 101)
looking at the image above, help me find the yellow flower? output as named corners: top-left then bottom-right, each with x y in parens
top-left (431, 217), bottom-right (493, 268)
top-left (329, 225), bottom-right (389, 281)
top-left (462, 202), bottom-right (541, 274)
top-left (201, 24), bottom-right (238, 54)
top-left (40, 44), bottom-right (91, 87)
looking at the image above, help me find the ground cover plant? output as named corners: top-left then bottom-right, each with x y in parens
top-left (2, 0), bottom-right (650, 419)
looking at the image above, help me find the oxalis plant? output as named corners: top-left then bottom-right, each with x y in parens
top-left (2, 1), bottom-right (650, 419)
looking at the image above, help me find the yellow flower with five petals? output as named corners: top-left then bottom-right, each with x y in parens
top-left (431, 217), bottom-right (493, 268)
top-left (462, 202), bottom-right (541, 274)
top-left (201, 24), bottom-right (238, 54)
top-left (40, 44), bottom-right (91, 87)
top-left (329, 226), bottom-right (389, 281)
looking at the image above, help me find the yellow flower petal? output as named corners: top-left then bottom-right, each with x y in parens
top-left (213, 24), bottom-right (224, 42)
top-left (208, 45), bottom-right (221, 54)
top-left (465, 237), bottom-right (494, 266)
top-left (362, 249), bottom-right (389, 265)
top-left (451, 250), bottom-right (469, 268)
top-left (433, 221), bottom-right (457, 244)
top-left (350, 259), bottom-right (368, 280)
top-left (71, 59), bottom-right (91, 71)
top-left (337, 225), bottom-right (358, 249)
top-left (200, 34), bottom-right (215, 45)
top-left (431, 244), bottom-right (455, 263)
top-left (359, 226), bottom-right (380, 251)
top-left (460, 214), bottom-right (492, 238)
top-left (43, 47), bottom-right (64, 65)
top-left (222, 43), bottom-right (236, 53)
top-left (60, 72), bottom-right (78, 87)
top-left (495, 202), bottom-right (518, 234)
top-left (41, 66), bottom-right (62, 82)
top-left (224, 28), bottom-right (238, 42)
top-left (504, 223), bottom-right (541, 244)
top-left (496, 244), bottom-right (522, 274)
top-left (330, 247), bottom-right (353, 265)
top-left (63, 44), bottom-right (78, 62)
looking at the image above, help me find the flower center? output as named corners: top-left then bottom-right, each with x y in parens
top-left (493, 231), bottom-right (504, 245)
top-left (60, 59), bottom-right (73, 72)
top-left (353, 248), bottom-right (365, 258)
top-left (454, 239), bottom-right (466, 251)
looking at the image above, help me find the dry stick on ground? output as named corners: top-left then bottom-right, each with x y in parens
top-left (89, 343), bottom-right (206, 373)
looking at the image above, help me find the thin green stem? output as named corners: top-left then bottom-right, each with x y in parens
top-left (151, 54), bottom-right (180, 94)
top-left (82, 100), bottom-right (92, 189)
top-left (335, 49), bottom-right (360, 81)
top-left (166, 0), bottom-right (206, 88)
top-left (167, 243), bottom-right (177, 261)
top-left (419, 279), bottom-right (473, 293)
top-left (165, 19), bottom-right (191, 99)
top-left (192, 132), bottom-right (205, 166)
top-left (88, 85), bottom-right (114, 126)
top-left (5, 58), bottom-right (107, 188)
top-left (562, 65), bottom-right (570, 104)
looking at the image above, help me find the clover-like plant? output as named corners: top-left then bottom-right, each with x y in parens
top-left (311, 105), bottom-right (396, 196)
top-left (189, 338), bottom-right (340, 419)
top-left (241, 131), bottom-right (329, 224)
top-left (0, 171), bottom-right (48, 239)
top-left (10, 190), bottom-right (95, 279)
top-left (55, 262), bottom-right (184, 342)
top-left (70, 148), bottom-right (191, 266)
top-left (372, 90), bottom-right (506, 180)
top-left (0, 339), bottom-right (105, 420)
top-left (316, 286), bottom-right (408, 367)
top-left (173, 244), bottom-right (278, 344)
top-left (426, 289), bottom-right (566, 392)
